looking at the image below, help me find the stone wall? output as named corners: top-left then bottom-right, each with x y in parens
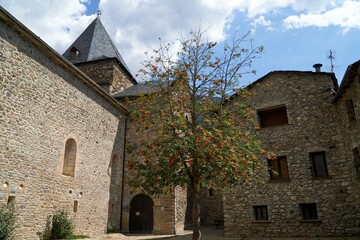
top-left (199, 189), bottom-right (223, 226)
top-left (75, 59), bottom-right (134, 95)
top-left (0, 16), bottom-right (126, 239)
top-left (120, 119), bottom-right (178, 235)
top-left (333, 65), bottom-right (360, 235)
top-left (223, 71), bottom-right (360, 237)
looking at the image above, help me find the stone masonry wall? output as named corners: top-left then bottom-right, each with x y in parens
top-left (223, 72), bottom-right (360, 237)
top-left (75, 59), bottom-right (134, 95)
top-left (0, 19), bottom-right (125, 239)
top-left (121, 119), bottom-right (177, 235)
top-left (199, 189), bottom-right (223, 226)
top-left (333, 69), bottom-right (360, 234)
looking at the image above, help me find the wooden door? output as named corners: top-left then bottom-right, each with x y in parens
top-left (129, 194), bottom-right (153, 233)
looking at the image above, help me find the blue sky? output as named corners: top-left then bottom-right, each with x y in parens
top-left (1, 0), bottom-right (360, 86)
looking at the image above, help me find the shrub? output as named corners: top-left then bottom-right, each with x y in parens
top-left (106, 224), bottom-right (119, 233)
top-left (0, 206), bottom-right (16, 240)
top-left (50, 209), bottom-right (74, 239)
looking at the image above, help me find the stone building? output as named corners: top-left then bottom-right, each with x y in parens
top-left (1, 5), bottom-right (360, 239)
top-left (114, 83), bottom-right (190, 234)
top-left (223, 68), bottom-right (360, 237)
top-left (0, 7), bottom-right (127, 239)
top-left (1, 6), bottom-right (185, 239)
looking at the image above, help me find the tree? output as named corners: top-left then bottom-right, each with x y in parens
top-left (126, 29), bottom-right (266, 240)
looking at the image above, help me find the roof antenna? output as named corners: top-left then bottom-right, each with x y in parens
top-left (97, 9), bottom-right (102, 18)
top-left (326, 49), bottom-right (336, 72)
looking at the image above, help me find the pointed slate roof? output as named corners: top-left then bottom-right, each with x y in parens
top-left (63, 17), bottom-right (132, 74)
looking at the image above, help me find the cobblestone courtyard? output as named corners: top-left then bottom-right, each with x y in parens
top-left (88, 227), bottom-right (360, 240)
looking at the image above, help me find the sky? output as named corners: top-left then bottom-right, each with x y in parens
top-left (1, 0), bottom-right (360, 86)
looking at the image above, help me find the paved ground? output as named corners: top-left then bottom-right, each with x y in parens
top-left (88, 227), bottom-right (360, 240)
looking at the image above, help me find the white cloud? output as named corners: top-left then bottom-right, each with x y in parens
top-left (0, 0), bottom-right (97, 53)
top-left (252, 16), bottom-right (272, 29)
top-left (283, 1), bottom-right (360, 33)
top-left (99, 0), bottom-right (235, 75)
top-left (1, 0), bottom-right (359, 76)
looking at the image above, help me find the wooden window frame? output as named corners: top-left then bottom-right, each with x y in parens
top-left (258, 105), bottom-right (288, 128)
top-left (268, 156), bottom-right (289, 180)
top-left (253, 205), bottom-right (268, 221)
top-left (309, 151), bottom-right (328, 177)
top-left (300, 203), bottom-right (318, 220)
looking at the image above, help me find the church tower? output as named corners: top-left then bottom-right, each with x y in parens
top-left (63, 16), bottom-right (137, 95)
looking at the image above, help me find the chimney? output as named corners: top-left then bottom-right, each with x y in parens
top-left (313, 63), bottom-right (323, 72)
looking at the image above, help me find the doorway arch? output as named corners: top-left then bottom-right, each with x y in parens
top-left (129, 194), bottom-right (154, 233)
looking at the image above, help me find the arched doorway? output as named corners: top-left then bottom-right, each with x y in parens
top-left (129, 194), bottom-right (154, 233)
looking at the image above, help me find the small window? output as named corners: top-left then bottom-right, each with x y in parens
top-left (73, 200), bottom-right (78, 213)
top-left (253, 205), bottom-right (268, 220)
top-left (62, 138), bottom-right (77, 177)
top-left (268, 156), bottom-right (289, 180)
top-left (70, 47), bottom-right (79, 59)
top-left (208, 189), bottom-right (214, 197)
top-left (7, 196), bottom-right (15, 210)
top-left (300, 203), bottom-right (318, 220)
top-left (345, 99), bottom-right (356, 122)
top-left (258, 105), bottom-right (288, 128)
top-left (309, 152), bottom-right (328, 177)
top-left (110, 154), bottom-right (120, 185)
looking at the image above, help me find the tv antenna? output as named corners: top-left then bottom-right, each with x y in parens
top-left (326, 50), bottom-right (336, 72)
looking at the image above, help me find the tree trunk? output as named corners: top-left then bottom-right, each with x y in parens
top-left (192, 174), bottom-right (201, 240)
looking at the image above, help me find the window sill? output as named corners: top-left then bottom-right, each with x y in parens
top-left (312, 175), bottom-right (332, 180)
top-left (268, 178), bottom-right (291, 183)
top-left (300, 219), bottom-right (322, 223)
top-left (258, 123), bottom-right (289, 130)
top-left (252, 220), bottom-right (270, 223)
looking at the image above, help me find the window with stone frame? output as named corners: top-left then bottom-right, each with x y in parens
top-left (110, 154), bottom-right (120, 185)
top-left (268, 156), bottom-right (289, 180)
top-left (258, 105), bottom-right (288, 128)
top-left (253, 205), bottom-right (268, 221)
top-left (345, 99), bottom-right (356, 122)
top-left (309, 151), bottom-right (328, 177)
top-left (62, 138), bottom-right (77, 177)
top-left (300, 203), bottom-right (318, 220)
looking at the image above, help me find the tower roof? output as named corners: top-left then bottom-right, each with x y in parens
top-left (63, 17), bottom-right (131, 74)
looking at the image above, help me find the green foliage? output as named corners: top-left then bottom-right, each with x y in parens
top-left (50, 209), bottom-right (74, 239)
top-left (36, 215), bottom-right (51, 240)
top-left (106, 224), bottom-right (119, 233)
top-left (127, 28), bottom-right (265, 240)
top-left (127, 28), bottom-right (266, 195)
top-left (0, 206), bottom-right (16, 240)
top-left (65, 234), bottom-right (90, 239)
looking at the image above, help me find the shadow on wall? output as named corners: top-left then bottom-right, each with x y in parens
top-left (107, 119), bottom-right (126, 233)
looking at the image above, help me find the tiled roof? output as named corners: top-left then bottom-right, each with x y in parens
top-left (113, 82), bottom-right (161, 99)
top-left (62, 17), bottom-right (131, 74)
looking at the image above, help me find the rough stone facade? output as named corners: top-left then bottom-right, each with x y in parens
top-left (75, 58), bottom-right (134, 95)
top-left (199, 189), bottom-right (223, 226)
top-left (0, 9), bottom-right (126, 239)
top-left (223, 71), bottom-right (360, 237)
top-left (120, 117), bottom-right (186, 235)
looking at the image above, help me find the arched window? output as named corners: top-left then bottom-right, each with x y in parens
top-left (62, 138), bottom-right (77, 177)
top-left (110, 154), bottom-right (120, 185)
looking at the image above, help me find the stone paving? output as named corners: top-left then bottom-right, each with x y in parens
top-left (88, 227), bottom-right (360, 240)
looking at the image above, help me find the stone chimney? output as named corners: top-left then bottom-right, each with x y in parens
top-left (313, 63), bottom-right (323, 72)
